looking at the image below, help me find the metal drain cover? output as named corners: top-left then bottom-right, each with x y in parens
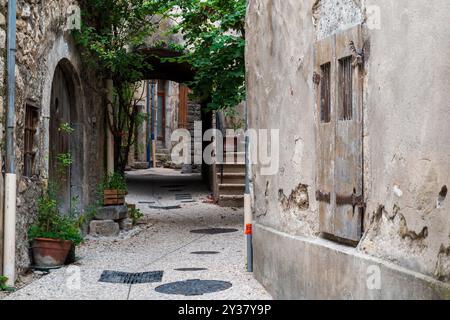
top-left (149, 204), bottom-right (181, 210)
top-left (155, 279), bottom-right (232, 296)
top-left (161, 185), bottom-right (186, 189)
top-left (190, 228), bottom-right (239, 235)
top-left (174, 268), bottom-right (208, 272)
top-left (191, 251), bottom-right (220, 255)
top-left (99, 270), bottom-right (163, 284)
top-left (175, 193), bottom-right (193, 200)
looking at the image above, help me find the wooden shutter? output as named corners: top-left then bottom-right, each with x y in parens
top-left (315, 35), bottom-right (336, 236)
top-left (315, 25), bottom-right (364, 243)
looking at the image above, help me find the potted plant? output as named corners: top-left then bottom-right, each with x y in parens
top-left (101, 172), bottom-right (128, 206)
top-left (28, 188), bottom-right (84, 268)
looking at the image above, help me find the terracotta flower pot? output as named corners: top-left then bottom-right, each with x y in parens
top-left (31, 238), bottom-right (72, 268)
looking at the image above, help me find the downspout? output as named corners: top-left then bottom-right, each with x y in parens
top-left (146, 80), bottom-right (151, 167)
top-left (244, 100), bottom-right (253, 273)
top-left (151, 81), bottom-right (156, 167)
top-left (3, 0), bottom-right (17, 286)
top-left (243, 0), bottom-right (253, 273)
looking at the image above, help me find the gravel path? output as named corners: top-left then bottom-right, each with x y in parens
top-left (3, 169), bottom-right (271, 300)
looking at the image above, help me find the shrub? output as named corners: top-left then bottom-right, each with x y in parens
top-left (28, 189), bottom-right (84, 246)
top-left (129, 207), bottom-right (144, 225)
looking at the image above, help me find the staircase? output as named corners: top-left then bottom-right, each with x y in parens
top-left (217, 139), bottom-right (246, 207)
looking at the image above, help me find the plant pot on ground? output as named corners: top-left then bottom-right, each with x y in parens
top-left (100, 172), bottom-right (128, 206)
top-left (28, 188), bottom-right (84, 269)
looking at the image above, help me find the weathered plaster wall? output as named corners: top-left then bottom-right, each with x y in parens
top-left (0, 0), bottom-right (106, 273)
top-left (164, 81), bottom-right (180, 150)
top-left (360, 0), bottom-right (450, 282)
top-left (246, 0), bottom-right (450, 297)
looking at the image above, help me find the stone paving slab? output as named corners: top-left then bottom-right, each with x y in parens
top-left (4, 169), bottom-right (271, 301)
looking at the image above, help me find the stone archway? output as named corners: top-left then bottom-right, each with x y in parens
top-left (49, 59), bottom-right (85, 214)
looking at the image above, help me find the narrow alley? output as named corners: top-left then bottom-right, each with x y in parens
top-left (3, 169), bottom-right (270, 300)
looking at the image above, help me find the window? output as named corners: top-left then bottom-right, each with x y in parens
top-left (24, 104), bottom-right (39, 177)
top-left (320, 62), bottom-right (331, 123)
top-left (338, 56), bottom-right (353, 120)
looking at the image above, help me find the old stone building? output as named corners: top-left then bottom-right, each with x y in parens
top-left (0, 0), bottom-right (106, 276)
top-left (128, 80), bottom-right (202, 172)
top-left (246, 0), bottom-right (450, 299)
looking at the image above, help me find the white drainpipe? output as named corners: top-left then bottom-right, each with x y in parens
top-left (3, 0), bottom-right (17, 286)
top-left (3, 175), bottom-right (16, 286)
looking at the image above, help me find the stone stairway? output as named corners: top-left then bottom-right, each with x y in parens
top-left (155, 148), bottom-right (171, 168)
top-left (217, 145), bottom-right (246, 207)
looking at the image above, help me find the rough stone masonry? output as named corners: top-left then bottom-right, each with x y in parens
top-left (0, 0), bottom-right (106, 274)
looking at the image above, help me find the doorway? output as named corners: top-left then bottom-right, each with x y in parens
top-left (49, 61), bottom-right (84, 214)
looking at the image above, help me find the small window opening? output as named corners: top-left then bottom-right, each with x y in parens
top-left (338, 56), bottom-right (353, 121)
top-left (320, 62), bottom-right (331, 123)
top-left (24, 104), bottom-right (39, 177)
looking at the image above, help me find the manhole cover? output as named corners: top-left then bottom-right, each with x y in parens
top-left (149, 204), bottom-right (181, 210)
top-left (99, 271), bottom-right (163, 284)
top-left (190, 228), bottom-right (239, 235)
top-left (191, 251), bottom-right (220, 255)
top-left (174, 268), bottom-right (208, 272)
top-left (175, 193), bottom-right (193, 200)
top-left (161, 185), bottom-right (186, 189)
top-left (155, 279), bottom-right (232, 296)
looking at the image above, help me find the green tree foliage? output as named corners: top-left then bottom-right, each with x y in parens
top-left (74, 0), bottom-right (159, 173)
top-left (161, 0), bottom-right (246, 112)
top-left (73, 0), bottom-right (246, 171)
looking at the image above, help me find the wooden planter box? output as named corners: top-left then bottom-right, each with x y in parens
top-left (104, 189), bottom-right (127, 206)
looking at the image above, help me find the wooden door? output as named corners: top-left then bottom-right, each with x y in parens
top-left (157, 80), bottom-right (166, 142)
top-left (50, 65), bottom-right (72, 213)
top-left (178, 84), bottom-right (189, 129)
top-left (315, 25), bottom-right (364, 243)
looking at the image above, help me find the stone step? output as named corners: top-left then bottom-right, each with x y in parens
top-left (95, 205), bottom-right (128, 221)
top-left (89, 220), bottom-right (120, 237)
top-left (131, 162), bottom-right (149, 170)
top-left (218, 183), bottom-right (245, 196)
top-left (217, 172), bottom-right (245, 184)
top-left (218, 195), bottom-right (244, 208)
top-left (217, 163), bottom-right (245, 174)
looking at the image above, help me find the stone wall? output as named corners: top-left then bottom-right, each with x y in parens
top-left (246, 0), bottom-right (450, 298)
top-left (0, 0), bottom-right (106, 274)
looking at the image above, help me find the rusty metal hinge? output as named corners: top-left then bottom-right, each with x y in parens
top-left (336, 193), bottom-right (366, 209)
top-left (315, 190), bottom-right (330, 203)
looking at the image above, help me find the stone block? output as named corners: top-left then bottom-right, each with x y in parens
top-left (95, 205), bottom-right (128, 221)
top-left (89, 220), bottom-right (120, 237)
top-left (118, 218), bottom-right (133, 231)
